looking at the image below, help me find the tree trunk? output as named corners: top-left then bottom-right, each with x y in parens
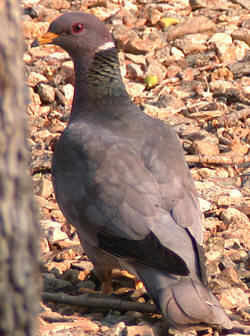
top-left (0, 1), bottom-right (40, 335)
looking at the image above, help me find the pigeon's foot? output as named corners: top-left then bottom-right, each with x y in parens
top-left (112, 269), bottom-right (144, 290)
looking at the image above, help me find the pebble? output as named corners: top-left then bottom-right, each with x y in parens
top-left (28, 71), bottom-right (48, 86)
top-left (37, 83), bottom-right (56, 104)
top-left (174, 33), bottom-right (208, 55)
top-left (62, 84), bottom-right (74, 106)
top-left (198, 197), bottom-right (212, 212)
top-left (43, 273), bottom-right (73, 292)
top-left (125, 324), bottom-right (157, 336)
top-left (41, 219), bottom-right (69, 243)
top-left (190, 140), bottom-right (220, 156)
top-left (22, 1), bottom-right (250, 334)
top-left (219, 287), bottom-right (249, 309)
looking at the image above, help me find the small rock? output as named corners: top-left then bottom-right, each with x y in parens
top-left (146, 57), bottom-right (166, 82)
top-left (206, 261), bottom-right (221, 278)
top-left (29, 88), bottom-right (42, 105)
top-left (35, 178), bottom-right (54, 198)
top-left (220, 207), bottom-right (249, 226)
top-left (126, 63), bottom-right (143, 79)
top-left (211, 67), bottom-right (233, 81)
top-left (224, 238), bottom-right (242, 250)
top-left (147, 8), bottom-right (161, 26)
top-left (165, 16), bottom-right (216, 42)
top-left (209, 33), bottom-right (236, 63)
top-left (217, 196), bottom-right (237, 207)
top-left (156, 92), bottom-right (184, 109)
top-left (41, 0), bottom-right (70, 10)
top-left (125, 82), bottom-right (145, 97)
top-left (58, 60), bottom-right (74, 83)
top-left (241, 18), bottom-right (250, 29)
top-left (170, 47), bottom-right (185, 60)
top-left (43, 273), bottom-right (73, 292)
top-left (108, 322), bottom-right (126, 336)
top-left (209, 80), bottom-right (236, 95)
top-left (232, 28), bottom-right (250, 47)
top-left (22, 21), bottom-right (50, 38)
top-left (54, 249), bottom-right (78, 262)
top-left (167, 328), bottom-right (197, 336)
top-left (206, 250), bottom-right (221, 262)
top-left (219, 287), bottom-right (248, 309)
top-left (229, 189), bottom-right (242, 197)
top-left (125, 53), bottom-right (146, 66)
top-left (174, 34), bottom-right (208, 55)
top-left (34, 5), bottom-right (60, 23)
top-left (112, 25), bottom-right (138, 50)
top-left (45, 261), bottom-right (72, 274)
top-left (203, 218), bottom-right (219, 236)
top-left (229, 58), bottom-right (250, 78)
top-left (198, 168), bottom-right (215, 179)
top-left (76, 280), bottom-right (96, 291)
top-left (155, 46), bottom-right (171, 63)
top-left (218, 267), bottom-right (240, 285)
top-left (198, 197), bottom-right (212, 212)
top-left (71, 260), bottom-right (94, 273)
top-left (28, 71), bottom-right (48, 87)
top-left (228, 250), bottom-right (248, 264)
top-left (41, 219), bottom-right (68, 243)
top-left (123, 38), bottom-right (158, 55)
top-left (166, 64), bottom-right (182, 79)
top-left (36, 129), bottom-right (51, 141)
top-left (55, 88), bottom-right (66, 105)
top-left (62, 269), bottom-right (88, 285)
top-left (37, 83), bottom-right (56, 104)
top-left (62, 84), bottom-right (74, 106)
top-left (125, 324), bottom-right (157, 336)
top-left (40, 237), bottom-right (50, 254)
top-left (190, 140), bottom-right (220, 155)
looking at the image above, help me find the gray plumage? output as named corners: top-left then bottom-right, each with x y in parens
top-left (32, 12), bottom-right (232, 330)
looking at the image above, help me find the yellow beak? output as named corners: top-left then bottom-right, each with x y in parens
top-left (31, 32), bottom-right (59, 47)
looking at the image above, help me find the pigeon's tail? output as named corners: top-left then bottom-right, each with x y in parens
top-left (134, 267), bottom-right (232, 330)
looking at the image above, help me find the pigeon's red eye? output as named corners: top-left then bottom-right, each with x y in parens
top-left (72, 23), bottom-right (84, 34)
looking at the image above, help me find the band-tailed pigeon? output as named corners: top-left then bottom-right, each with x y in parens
top-left (32, 12), bottom-right (232, 330)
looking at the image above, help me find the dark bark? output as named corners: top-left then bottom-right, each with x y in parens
top-left (0, 1), bottom-right (40, 335)
top-left (42, 292), bottom-right (159, 314)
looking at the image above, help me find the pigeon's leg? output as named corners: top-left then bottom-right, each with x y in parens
top-left (100, 269), bottom-right (113, 294)
top-left (79, 239), bottom-right (118, 294)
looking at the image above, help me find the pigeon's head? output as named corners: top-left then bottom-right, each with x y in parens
top-left (32, 12), bottom-right (115, 60)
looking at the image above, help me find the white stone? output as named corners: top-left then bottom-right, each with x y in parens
top-left (229, 189), bottom-right (242, 198)
top-left (209, 33), bottom-right (233, 45)
top-left (171, 47), bottom-right (184, 60)
top-left (62, 84), bottom-right (74, 106)
top-left (41, 219), bottom-right (68, 243)
top-left (198, 197), bottom-right (212, 212)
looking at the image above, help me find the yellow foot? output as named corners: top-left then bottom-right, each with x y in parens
top-left (112, 269), bottom-right (144, 289)
top-left (134, 279), bottom-right (144, 290)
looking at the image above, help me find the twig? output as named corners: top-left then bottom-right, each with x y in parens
top-left (185, 154), bottom-right (250, 166)
top-left (42, 292), bottom-right (159, 313)
top-left (230, 321), bottom-right (250, 335)
top-left (229, 0), bottom-right (250, 11)
top-left (217, 108), bottom-right (250, 126)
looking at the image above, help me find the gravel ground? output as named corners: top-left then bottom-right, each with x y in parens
top-left (21, 0), bottom-right (249, 335)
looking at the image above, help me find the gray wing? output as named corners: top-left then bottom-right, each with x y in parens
top-left (52, 123), bottom-right (201, 277)
top-left (141, 121), bottom-right (203, 244)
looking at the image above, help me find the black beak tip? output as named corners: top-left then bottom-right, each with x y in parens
top-left (31, 38), bottom-right (39, 48)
